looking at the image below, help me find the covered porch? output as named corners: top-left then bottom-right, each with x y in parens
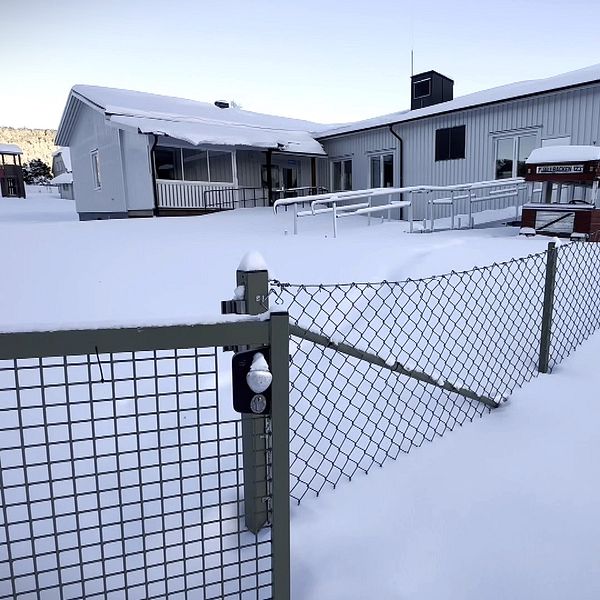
top-left (153, 140), bottom-right (328, 213)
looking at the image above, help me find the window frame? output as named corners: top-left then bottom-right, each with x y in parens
top-left (493, 131), bottom-right (538, 180)
top-left (369, 152), bottom-right (395, 188)
top-left (155, 146), bottom-right (235, 184)
top-left (435, 125), bottom-right (466, 162)
top-left (413, 78), bottom-right (431, 100)
top-left (331, 158), bottom-right (353, 192)
top-left (90, 149), bottom-right (101, 190)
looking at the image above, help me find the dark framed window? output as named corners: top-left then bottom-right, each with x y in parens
top-left (154, 147), bottom-right (182, 180)
top-left (435, 125), bottom-right (466, 161)
top-left (413, 78), bottom-right (431, 99)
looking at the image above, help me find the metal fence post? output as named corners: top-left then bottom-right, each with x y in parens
top-left (269, 310), bottom-right (290, 600)
top-left (236, 265), bottom-right (270, 534)
top-left (539, 241), bottom-right (558, 373)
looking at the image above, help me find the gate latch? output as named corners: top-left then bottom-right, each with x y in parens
top-left (232, 347), bottom-right (272, 415)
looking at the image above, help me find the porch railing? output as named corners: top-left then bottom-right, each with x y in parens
top-left (156, 180), bottom-right (234, 210)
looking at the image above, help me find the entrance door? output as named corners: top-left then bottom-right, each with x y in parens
top-left (281, 166), bottom-right (298, 195)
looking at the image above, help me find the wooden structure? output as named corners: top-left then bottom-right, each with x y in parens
top-left (0, 144), bottom-right (26, 198)
top-left (521, 146), bottom-right (600, 238)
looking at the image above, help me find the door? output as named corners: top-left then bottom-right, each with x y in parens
top-left (281, 166), bottom-right (298, 195)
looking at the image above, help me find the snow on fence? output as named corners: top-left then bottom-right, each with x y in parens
top-left (270, 240), bottom-right (600, 503)
top-left (273, 178), bottom-right (530, 237)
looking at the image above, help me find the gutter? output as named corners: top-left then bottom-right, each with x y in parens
top-left (388, 124), bottom-right (405, 212)
top-left (150, 134), bottom-right (159, 216)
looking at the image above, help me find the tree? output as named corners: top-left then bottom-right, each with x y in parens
top-left (23, 159), bottom-right (52, 185)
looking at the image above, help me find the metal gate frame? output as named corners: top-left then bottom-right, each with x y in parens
top-left (0, 314), bottom-right (290, 599)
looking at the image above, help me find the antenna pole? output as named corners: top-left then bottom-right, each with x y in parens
top-left (411, 49), bottom-right (414, 77)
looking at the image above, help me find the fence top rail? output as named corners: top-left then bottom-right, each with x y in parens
top-left (273, 178), bottom-right (525, 211)
top-left (0, 316), bottom-right (272, 359)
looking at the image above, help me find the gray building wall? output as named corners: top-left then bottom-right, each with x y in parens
top-left (70, 104), bottom-right (128, 217)
top-left (120, 129), bottom-right (153, 213)
top-left (319, 82), bottom-right (600, 220)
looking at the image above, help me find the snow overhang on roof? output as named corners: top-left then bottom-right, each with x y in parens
top-left (50, 172), bottom-right (73, 185)
top-left (56, 85), bottom-right (328, 155)
top-left (316, 63), bottom-right (600, 138)
top-left (52, 147), bottom-right (72, 171)
top-left (0, 144), bottom-right (23, 155)
top-left (526, 145), bottom-right (600, 164)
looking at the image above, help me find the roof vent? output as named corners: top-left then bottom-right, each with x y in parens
top-left (214, 100), bottom-right (230, 109)
top-left (411, 71), bottom-right (454, 110)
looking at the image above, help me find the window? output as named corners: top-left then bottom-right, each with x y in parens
top-left (370, 154), bottom-right (394, 188)
top-left (6, 178), bottom-right (16, 196)
top-left (156, 146), bottom-right (233, 183)
top-left (494, 133), bottom-right (537, 179)
top-left (208, 150), bottom-right (233, 183)
top-left (261, 165), bottom-right (280, 189)
top-left (154, 147), bottom-right (182, 181)
top-left (435, 126), bottom-right (466, 161)
top-left (183, 149), bottom-right (208, 181)
top-left (413, 78), bottom-right (431, 99)
top-left (91, 150), bottom-right (101, 189)
top-left (332, 159), bottom-right (352, 191)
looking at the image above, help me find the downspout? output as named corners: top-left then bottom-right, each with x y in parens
top-left (266, 149), bottom-right (273, 205)
top-left (150, 134), bottom-right (159, 216)
top-left (388, 124), bottom-right (404, 217)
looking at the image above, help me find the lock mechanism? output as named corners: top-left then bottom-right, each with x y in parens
top-left (232, 347), bottom-right (272, 414)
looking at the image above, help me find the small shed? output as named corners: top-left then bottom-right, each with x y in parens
top-left (521, 146), bottom-right (600, 238)
top-left (0, 144), bottom-right (26, 198)
top-left (51, 148), bottom-right (74, 200)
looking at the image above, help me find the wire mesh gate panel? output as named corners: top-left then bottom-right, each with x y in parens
top-left (271, 251), bottom-right (551, 503)
top-left (0, 319), bottom-right (288, 600)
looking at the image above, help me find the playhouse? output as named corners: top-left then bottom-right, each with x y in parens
top-left (521, 146), bottom-right (600, 238)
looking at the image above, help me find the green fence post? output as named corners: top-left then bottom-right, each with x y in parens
top-left (269, 310), bottom-right (290, 600)
top-left (539, 241), bottom-right (558, 373)
top-left (237, 265), bottom-right (270, 534)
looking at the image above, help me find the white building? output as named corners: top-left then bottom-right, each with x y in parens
top-left (55, 63), bottom-right (600, 221)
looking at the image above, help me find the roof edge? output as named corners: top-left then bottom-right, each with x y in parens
top-left (316, 75), bottom-right (600, 140)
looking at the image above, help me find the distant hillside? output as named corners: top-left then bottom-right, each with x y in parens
top-left (0, 127), bottom-right (57, 167)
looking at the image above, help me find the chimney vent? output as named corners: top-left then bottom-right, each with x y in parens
top-left (411, 71), bottom-right (454, 110)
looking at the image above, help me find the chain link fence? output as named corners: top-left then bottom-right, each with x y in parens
top-left (550, 241), bottom-right (600, 368)
top-left (0, 318), bottom-right (289, 600)
top-left (271, 241), bottom-right (600, 504)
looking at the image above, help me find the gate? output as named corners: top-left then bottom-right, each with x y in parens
top-left (0, 313), bottom-right (289, 599)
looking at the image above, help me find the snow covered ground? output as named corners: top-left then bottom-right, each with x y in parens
top-left (2, 191), bottom-right (596, 599)
top-left (0, 190), bottom-right (551, 331)
top-left (291, 333), bottom-right (600, 599)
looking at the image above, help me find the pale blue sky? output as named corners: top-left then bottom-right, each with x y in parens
top-left (2, 0), bottom-right (599, 129)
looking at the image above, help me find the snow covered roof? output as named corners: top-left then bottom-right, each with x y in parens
top-left (527, 145), bottom-right (600, 164)
top-left (52, 147), bottom-right (72, 171)
top-left (0, 144), bottom-right (23, 155)
top-left (317, 63), bottom-right (600, 138)
top-left (50, 172), bottom-right (73, 185)
top-left (56, 85), bottom-right (328, 155)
